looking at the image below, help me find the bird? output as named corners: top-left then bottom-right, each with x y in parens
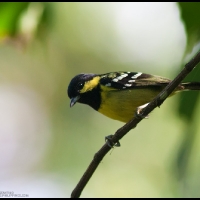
top-left (68, 71), bottom-right (200, 123)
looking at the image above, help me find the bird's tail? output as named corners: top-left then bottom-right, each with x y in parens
top-left (181, 82), bottom-right (200, 91)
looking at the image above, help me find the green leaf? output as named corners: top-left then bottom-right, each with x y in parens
top-left (178, 2), bottom-right (200, 51)
top-left (0, 2), bottom-right (29, 36)
top-left (178, 63), bottom-right (200, 121)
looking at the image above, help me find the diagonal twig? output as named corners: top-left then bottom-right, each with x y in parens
top-left (71, 51), bottom-right (200, 198)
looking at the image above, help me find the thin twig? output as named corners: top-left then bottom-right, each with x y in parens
top-left (71, 51), bottom-right (200, 198)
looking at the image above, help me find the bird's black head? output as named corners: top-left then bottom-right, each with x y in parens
top-left (67, 73), bottom-right (101, 110)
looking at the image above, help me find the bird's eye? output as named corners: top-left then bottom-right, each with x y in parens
top-left (76, 82), bottom-right (84, 90)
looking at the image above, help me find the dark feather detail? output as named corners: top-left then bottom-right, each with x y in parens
top-left (100, 72), bottom-right (172, 90)
top-left (181, 82), bottom-right (200, 91)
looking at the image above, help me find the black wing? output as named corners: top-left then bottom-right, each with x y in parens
top-left (100, 72), bottom-right (171, 90)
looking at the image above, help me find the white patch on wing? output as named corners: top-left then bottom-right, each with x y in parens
top-left (131, 72), bottom-right (142, 79)
top-left (125, 84), bottom-right (132, 87)
top-left (117, 76), bottom-right (124, 80)
top-left (112, 78), bottom-right (118, 82)
top-left (116, 73), bottom-right (128, 80)
top-left (121, 73), bottom-right (128, 77)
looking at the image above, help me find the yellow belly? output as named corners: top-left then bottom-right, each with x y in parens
top-left (98, 88), bottom-right (160, 123)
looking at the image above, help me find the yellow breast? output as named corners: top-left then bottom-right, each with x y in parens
top-left (98, 85), bottom-right (160, 123)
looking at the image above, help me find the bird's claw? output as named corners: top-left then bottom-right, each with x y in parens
top-left (105, 135), bottom-right (120, 148)
top-left (135, 103), bottom-right (149, 119)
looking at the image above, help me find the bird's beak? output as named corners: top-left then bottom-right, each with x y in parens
top-left (70, 96), bottom-right (80, 107)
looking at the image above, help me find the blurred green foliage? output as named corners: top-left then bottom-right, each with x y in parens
top-left (178, 2), bottom-right (200, 52)
top-left (177, 2), bottom-right (200, 120)
top-left (175, 3), bottom-right (200, 192)
top-left (0, 2), bottom-right (29, 36)
top-left (0, 2), bottom-right (52, 46)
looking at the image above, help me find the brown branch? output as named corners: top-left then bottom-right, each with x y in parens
top-left (71, 51), bottom-right (200, 198)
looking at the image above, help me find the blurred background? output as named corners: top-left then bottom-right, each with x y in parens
top-left (0, 2), bottom-right (200, 198)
